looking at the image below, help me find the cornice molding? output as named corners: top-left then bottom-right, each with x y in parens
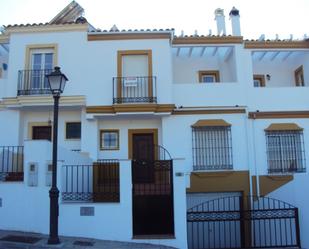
top-left (244, 40), bottom-right (309, 49)
top-left (172, 108), bottom-right (246, 115)
top-left (88, 32), bottom-right (171, 41)
top-left (2, 95), bottom-right (86, 108)
top-left (249, 111), bottom-right (309, 119)
top-left (86, 104), bottom-right (175, 114)
top-left (173, 36), bottom-right (243, 45)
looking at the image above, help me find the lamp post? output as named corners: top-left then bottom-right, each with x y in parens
top-left (46, 66), bottom-right (68, 244)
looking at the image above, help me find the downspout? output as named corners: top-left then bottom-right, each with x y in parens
top-left (244, 111), bottom-right (252, 197)
top-left (251, 113), bottom-right (260, 197)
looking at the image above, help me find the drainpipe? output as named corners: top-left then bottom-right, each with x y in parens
top-left (251, 113), bottom-right (260, 197)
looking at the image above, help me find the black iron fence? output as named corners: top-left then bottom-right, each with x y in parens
top-left (131, 144), bottom-right (174, 236)
top-left (18, 69), bottom-right (52, 95)
top-left (0, 146), bottom-right (24, 181)
top-left (62, 160), bottom-right (120, 202)
top-left (113, 76), bottom-right (157, 104)
top-left (187, 195), bottom-right (301, 249)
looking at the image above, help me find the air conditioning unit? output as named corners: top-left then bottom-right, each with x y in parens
top-left (124, 77), bottom-right (138, 87)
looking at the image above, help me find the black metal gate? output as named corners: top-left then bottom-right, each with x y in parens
top-left (132, 145), bottom-right (174, 236)
top-left (187, 196), bottom-right (301, 249)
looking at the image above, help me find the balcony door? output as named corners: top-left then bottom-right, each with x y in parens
top-left (117, 50), bottom-right (153, 102)
top-left (30, 49), bottom-right (53, 90)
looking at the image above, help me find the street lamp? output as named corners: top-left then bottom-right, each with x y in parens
top-left (46, 66), bottom-right (68, 244)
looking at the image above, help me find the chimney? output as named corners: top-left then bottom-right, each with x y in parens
top-left (229, 7), bottom-right (241, 36)
top-left (214, 8), bottom-right (226, 36)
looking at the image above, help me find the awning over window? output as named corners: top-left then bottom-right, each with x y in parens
top-left (191, 119), bottom-right (231, 127)
top-left (265, 123), bottom-right (303, 131)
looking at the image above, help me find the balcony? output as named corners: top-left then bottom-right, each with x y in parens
top-left (17, 69), bottom-right (52, 96)
top-left (173, 82), bottom-right (245, 107)
top-left (249, 86), bottom-right (309, 110)
top-left (0, 146), bottom-right (24, 182)
top-left (112, 76), bottom-right (157, 104)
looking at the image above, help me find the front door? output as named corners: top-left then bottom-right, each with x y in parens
top-left (131, 132), bottom-right (174, 236)
top-left (132, 134), bottom-right (155, 183)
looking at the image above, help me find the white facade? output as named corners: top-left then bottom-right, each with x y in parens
top-left (1, 2), bottom-right (309, 249)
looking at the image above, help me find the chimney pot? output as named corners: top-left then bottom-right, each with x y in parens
top-left (229, 7), bottom-right (241, 36)
top-left (229, 6), bottom-right (239, 16)
top-left (214, 8), bottom-right (226, 36)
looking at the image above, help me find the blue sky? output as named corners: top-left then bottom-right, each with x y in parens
top-left (0, 0), bottom-right (308, 39)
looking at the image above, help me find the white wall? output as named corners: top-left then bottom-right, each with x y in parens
top-left (6, 32), bottom-right (173, 105)
top-left (0, 140), bottom-right (91, 234)
top-left (0, 140), bottom-right (188, 249)
top-left (84, 39), bottom-right (173, 105)
top-left (268, 173), bottom-right (309, 248)
top-left (0, 54), bottom-right (8, 79)
top-left (162, 114), bottom-right (249, 173)
top-left (247, 87), bottom-right (309, 111)
top-left (0, 79), bottom-right (6, 98)
top-left (21, 109), bottom-right (81, 151)
top-left (97, 117), bottom-right (162, 160)
top-left (173, 49), bottom-right (237, 84)
top-left (172, 83), bottom-right (246, 107)
top-left (251, 52), bottom-right (309, 87)
top-left (249, 118), bottom-right (309, 176)
top-left (0, 109), bottom-right (21, 145)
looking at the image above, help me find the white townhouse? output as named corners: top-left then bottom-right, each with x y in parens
top-left (1, 2), bottom-right (309, 249)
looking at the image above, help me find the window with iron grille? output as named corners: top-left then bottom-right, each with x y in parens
top-left (192, 126), bottom-right (233, 170)
top-left (266, 130), bottom-right (306, 173)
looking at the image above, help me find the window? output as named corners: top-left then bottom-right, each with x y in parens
top-left (66, 122), bottom-right (81, 139)
top-left (25, 44), bottom-right (58, 91)
top-left (198, 70), bottom-right (220, 83)
top-left (294, 66), bottom-right (304, 86)
top-left (266, 130), bottom-right (306, 173)
top-left (192, 125), bottom-right (233, 170)
top-left (32, 126), bottom-right (52, 141)
top-left (100, 130), bottom-right (119, 150)
top-left (253, 74), bottom-right (266, 87)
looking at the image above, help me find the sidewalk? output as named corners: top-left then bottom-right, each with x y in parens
top-left (0, 230), bottom-right (178, 249)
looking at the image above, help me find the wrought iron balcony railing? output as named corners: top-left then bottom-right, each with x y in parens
top-left (0, 146), bottom-right (24, 181)
top-left (113, 76), bottom-right (157, 104)
top-left (17, 69), bottom-right (52, 95)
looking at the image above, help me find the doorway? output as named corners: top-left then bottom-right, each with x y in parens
top-left (129, 129), bottom-right (174, 236)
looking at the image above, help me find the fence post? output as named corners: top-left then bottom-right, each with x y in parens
top-left (239, 196), bottom-right (246, 248)
top-left (295, 208), bottom-right (301, 248)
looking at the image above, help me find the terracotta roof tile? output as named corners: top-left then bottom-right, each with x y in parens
top-left (88, 28), bottom-right (174, 33)
top-left (4, 21), bottom-right (79, 29)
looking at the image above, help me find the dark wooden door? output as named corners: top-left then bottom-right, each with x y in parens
top-left (32, 126), bottom-right (52, 141)
top-left (132, 133), bottom-right (154, 160)
top-left (132, 133), bottom-right (174, 236)
top-left (132, 133), bottom-right (155, 183)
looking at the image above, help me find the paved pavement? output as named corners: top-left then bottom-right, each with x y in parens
top-left (0, 230), bottom-right (178, 249)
